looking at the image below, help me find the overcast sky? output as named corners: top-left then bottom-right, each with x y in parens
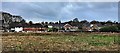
top-left (1, 2), bottom-right (118, 22)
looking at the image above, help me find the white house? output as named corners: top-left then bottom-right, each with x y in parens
top-left (11, 27), bottom-right (23, 32)
top-left (48, 25), bottom-right (53, 28)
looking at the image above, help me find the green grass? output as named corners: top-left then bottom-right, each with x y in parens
top-left (2, 32), bottom-right (120, 51)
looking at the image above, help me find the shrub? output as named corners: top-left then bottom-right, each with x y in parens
top-left (117, 25), bottom-right (120, 31)
top-left (48, 28), bottom-right (58, 32)
top-left (52, 28), bottom-right (58, 32)
top-left (48, 28), bottom-right (53, 32)
top-left (100, 26), bottom-right (118, 32)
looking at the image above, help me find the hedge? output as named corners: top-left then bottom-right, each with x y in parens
top-left (100, 26), bottom-right (119, 32)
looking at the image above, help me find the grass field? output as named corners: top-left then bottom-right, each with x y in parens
top-left (2, 32), bottom-right (120, 51)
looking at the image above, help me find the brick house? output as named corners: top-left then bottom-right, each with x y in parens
top-left (63, 23), bottom-right (78, 31)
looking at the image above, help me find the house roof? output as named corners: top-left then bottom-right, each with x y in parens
top-left (82, 22), bottom-right (90, 27)
top-left (9, 23), bottom-right (44, 28)
top-left (24, 23), bottom-right (44, 28)
top-left (64, 24), bottom-right (72, 28)
top-left (70, 23), bottom-right (82, 27)
top-left (96, 23), bottom-right (103, 27)
top-left (48, 23), bottom-right (65, 27)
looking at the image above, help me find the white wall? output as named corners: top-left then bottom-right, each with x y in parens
top-left (48, 25), bottom-right (53, 28)
top-left (15, 27), bottom-right (23, 32)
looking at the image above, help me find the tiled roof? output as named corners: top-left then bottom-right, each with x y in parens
top-left (49, 23), bottom-right (65, 27)
top-left (24, 24), bottom-right (44, 28)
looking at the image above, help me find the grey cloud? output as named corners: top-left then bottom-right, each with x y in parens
top-left (1, 2), bottom-right (118, 22)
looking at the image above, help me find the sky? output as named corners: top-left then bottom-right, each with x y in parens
top-left (1, 2), bottom-right (119, 23)
top-left (1, 0), bottom-right (120, 2)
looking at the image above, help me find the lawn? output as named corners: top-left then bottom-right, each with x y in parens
top-left (2, 32), bottom-right (120, 51)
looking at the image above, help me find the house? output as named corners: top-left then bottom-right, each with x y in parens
top-left (69, 26), bottom-right (78, 31)
top-left (9, 22), bottom-right (47, 32)
top-left (95, 23), bottom-right (104, 30)
top-left (64, 24), bottom-right (72, 31)
top-left (82, 22), bottom-right (102, 32)
top-left (23, 23), bottom-right (47, 32)
top-left (10, 27), bottom-right (23, 32)
top-left (48, 25), bottom-right (53, 28)
top-left (48, 23), bottom-right (79, 32)
top-left (90, 24), bottom-right (99, 31)
top-left (82, 22), bottom-right (91, 31)
top-left (15, 27), bottom-right (23, 32)
top-left (48, 23), bottom-right (65, 29)
top-left (48, 23), bottom-right (65, 32)
top-left (10, 23), bottom-right (23, 32)
top-left (63, 23), bottom-right (78, 32)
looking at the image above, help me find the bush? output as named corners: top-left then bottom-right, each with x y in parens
top-left (48, 28), bottom-right (58, 32)
top-left (48, 28), bottom-right (53, 32)
top-left (52, 28), bottom-right (58, 32)
top-left (100, 26), bottom-right (119, 32)
top-left (118, 25), bottom-right (120, 31)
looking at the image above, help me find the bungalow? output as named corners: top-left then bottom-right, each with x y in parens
top-left (90, 24), bottom-right (99, 31)
top-left (48, 23), bottom-right (65, 32)
top-left (82, 22), bottom-right (102, 32)
top-left (64, 23), bottom-right (72, 31)
top-left (48, 23), bottom-right (79, 32)
top-left (82, 22), bottom-right (91, 31)
top-left (15, 27), bottom-right (23, 32)
top-left (23, 23), bottom-right (47, 32)
top-left (9, 23), bottom-right (47, 32)
top-left (10, 23), bottom-right (23, 32)
top-left (63, 23), bottom-right (78, 32)
top-left (48, 23), bottom-right (65, 29)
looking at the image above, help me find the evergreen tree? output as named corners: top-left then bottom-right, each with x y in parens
top-left (73, 18), bottom-right (79, 22)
